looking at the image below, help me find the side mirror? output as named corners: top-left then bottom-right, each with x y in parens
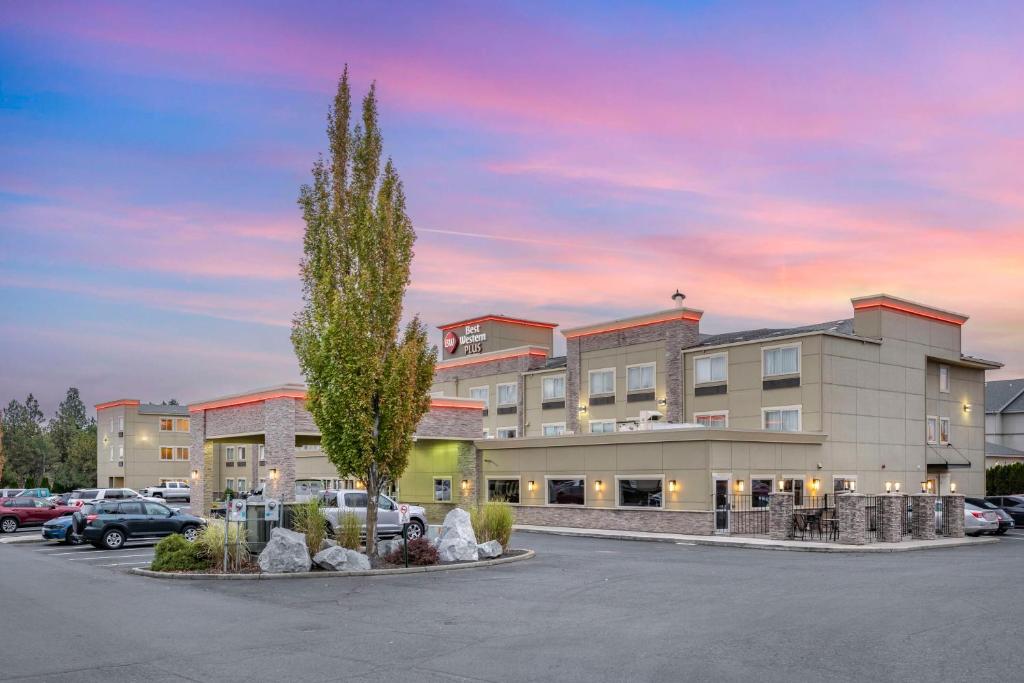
top-left (168, 509), bottom-right (176, 517)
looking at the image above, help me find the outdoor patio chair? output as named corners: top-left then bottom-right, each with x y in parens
top-left (791, 512), bottom-right (808, 540)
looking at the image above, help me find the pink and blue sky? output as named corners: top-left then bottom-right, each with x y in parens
top-left (2, 1), bottom-right (1023, 413)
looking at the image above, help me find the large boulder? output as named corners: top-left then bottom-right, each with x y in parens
top-left (477, 540), bottom-right (503, 559)
top-left (258, 527), bottom-right (311, 573)
top-left (437, 508), bottom-right (479, 562)
top-left (319, 538), bottom-right (338, 551)
top-left (312, 546), bottom-right (372, 572)
top-left (375, 538), bottom-right (404, 558)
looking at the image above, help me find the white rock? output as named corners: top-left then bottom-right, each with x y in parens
top-left (375, 538), bottom-right (404, 558)
top-left (343, 548), bottom-right (372, 571)
top-left (258, 527), bottom-right (311, 573)
top-left (312, 545), bottom-right (371, 571)
top-left (319, 538), bottom-right (338, 551)
top-left (477, 540), bottom-right (503, 559)
top-left (437, 508), bottom-right (479, 562)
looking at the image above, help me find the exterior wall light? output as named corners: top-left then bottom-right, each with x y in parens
top-left (594, 480), bottom-right (603, 492)
top-left (577, 404), bottom-right (587, 413)
top-left (528, 480), bottom-right (536, 492)
top-left (885, 481), bottom-right (892, 493)
top-left (950, 482), bottom-right (957, 494)
top-left (668, 480), bottom-right (678, 493)
top-left (191, 469), bottom-right (199, 480)
top-left (778, 480), bottom-right (785, 491)
top-left (269, 468), bottom-right (279, 480)
top-left (920, 481), bottom-right (927, 493)
top-left (926, 481), bottom-right (934, 492)
top-left (355, 480), bottom-right (365, 489)
top-left (461, 479), bottom-right (469, 491)
top-left (894, 482), bottom-right (901, 493)
top-left (849, 481), bottom-right (856, 492)
top-left (734, 480), bottom-right (745, 493)
top-left (810, 478), bottom-right (820, 493)
top-left (963, 403), bottom-right (971, 413)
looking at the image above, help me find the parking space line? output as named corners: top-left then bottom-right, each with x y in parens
top-left (96, 561), bottom-right (152, 567)
top-left (68, 553), bottom-right (152, 561)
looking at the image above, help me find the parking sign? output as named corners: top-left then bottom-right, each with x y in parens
top-left (398, 503), bottom-right (411, 525)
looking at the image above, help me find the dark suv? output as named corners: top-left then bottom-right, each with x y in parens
top-left (984, 495), bottom-right (1024, 526)
top-left (75, 500), bottom-right (205, 549)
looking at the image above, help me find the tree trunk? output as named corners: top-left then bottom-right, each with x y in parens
top-left (365, 468), bottom-right (379, 556)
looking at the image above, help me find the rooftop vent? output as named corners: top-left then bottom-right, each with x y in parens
top-left (671, 289), bottom-right (686, 309)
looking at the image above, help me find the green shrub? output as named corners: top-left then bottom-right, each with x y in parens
top-left (336, 512), bottom-right (362, 550)
top-left (470, 501), bottom-right (514, 548)
top-left (151, 534), bottom-right (210, 572)
top-left (290, 498), bottom-right (326, 558)
top-left (385, 537), bottom-right (438, 566)
top-left (24, 476), bottom-right (36, 489)
top-left (196, 518), bottom-right (249, 566)
top-left (987, 462), bottom-right (1024, 496)
top-left (221, 487), bottom-right (236, 501)
top-left (39, 476), bottom-right (51, 491)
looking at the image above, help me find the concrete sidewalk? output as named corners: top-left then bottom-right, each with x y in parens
top-left (513, 524), bottom-right (999, 552)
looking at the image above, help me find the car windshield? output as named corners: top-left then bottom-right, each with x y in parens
top-left (969, 499), bottom-right (998, 509)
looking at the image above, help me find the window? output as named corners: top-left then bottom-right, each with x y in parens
top-left (497, 427), bottom-right (517, 439)
top-left (118, 446), bottom-right (124, 462)
top-left (542, 423), bottom-right (566, 437)
top-left (542, 375), bottom-right (565, 401)
top-left (546, 477), bottom-right (585, 505)
top-left (237, 446), bottom-right (246, 462)
top-left (159, 418), bottom-right (173, 432)
top-left (627, 363), bottom-right (655, 392)
top-left (695, 353), bottom-right (727, 384)
top-left (434, 478), bottom-right (452, 502)
top-left (160, 447), bottom-right (173, 461)
top-left (589, 368), bottom-right (615, 395)
top-left (469, 386), bottom-right (489, 408)
top-left (258, 445), bottom-right (266, 464)
top-left (763, 406), bottom-right (801, 432)
top-left (237, 478), bottom-right (247, 493)
top-left (939, 417), bottom-right (950, 445)
top-left (926, 416), bottom-right (938, 444)
top-left (833, 476), bottom-right (857, 493)
top-left (497, 383), bottom-right (517, 406)
top-left (176, 417), bottom-right (190, 432)
top-left (694, 411), bottom-right (728, 428)
top-left (751, 478), bottom-right (773, 507)
top-left (763, 344), bottom-right (800, 377)
top-left (118, 501), bottom-right (144, 515)
top-left (145, 502), bottom-right (169, 516)
top-left (225, 446), bottom-right (235, 462)
top-left (225, 479), bottom-right (234, 491)
top-left (590, 420), bottom-right (616, 434)
top-left (781, 478), bottom-right (804, 506)
top-left (487, 478), bottom-right (520, 503)
top-left (175, 447), bottom-right (189, 461)
top-left (109, 446), bottom-right (114, 462)
top-left (117, 416), bottom-right (124, 432)
top-left (109, 417), bottom-right (115, 433)
top-left (344, 492), bottom-right (368, 507)
top-left (617, 477), bottom-right (663, 508)
top-left (939, 365), bottom-right (950, 393)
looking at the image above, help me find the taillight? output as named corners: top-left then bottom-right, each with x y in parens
top-left (85, 514), bottom-right (98, 523)
top-left (970, 511), bottom-right (985, 519)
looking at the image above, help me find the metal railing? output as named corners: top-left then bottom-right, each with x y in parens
top-left (789, 495), bottom-right (836, 541)
top-left (717, 494), bottom-right (770, 536)
top-left (864, 495), bottom-right (881, 543)
top-left (938, 495), bottom-right (955, 536)
top-left (901, 494), bottom-right (913, 537)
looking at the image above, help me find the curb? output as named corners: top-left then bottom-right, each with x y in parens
top-left (130, 549), bottom-right (534, 580)
top-left (513, 527), bottom-right (1000, 553)
top-left (0, 535), bottom-right (48, 545)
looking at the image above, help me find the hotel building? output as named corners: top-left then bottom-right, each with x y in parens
top-left (94, 400), bottom-right (193, 490)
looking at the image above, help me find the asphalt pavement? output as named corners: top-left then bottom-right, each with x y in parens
top-left (1, 531), bottom-right (1022, 682)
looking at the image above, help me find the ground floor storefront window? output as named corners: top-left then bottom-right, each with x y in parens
top-left (547, 477), bottom-right (585, 505)
top-left (434, 477), bottom-right (452, 502)
top-left (616, 477), bottom-right (663, 508)
top-left (487, 478), bottom-right (520, 503)
top-left (751, 478), bottom-right (773, 507)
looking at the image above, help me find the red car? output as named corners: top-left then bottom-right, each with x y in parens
top-left (0, 497), bottom-right (78, 533)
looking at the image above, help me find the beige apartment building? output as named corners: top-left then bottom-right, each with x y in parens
top-left (985, 378), bottom-right (1024, 466)
top-left (95, 400), bottom-right (194, 490)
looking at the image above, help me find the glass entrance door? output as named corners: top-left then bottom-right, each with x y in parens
top-left (714, 477), bottom-right (730, 533)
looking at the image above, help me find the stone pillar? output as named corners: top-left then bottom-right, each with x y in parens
top-left (837, 494), bottom-right (867, 545)
top-left (264, 398), bottom-right (296, 502)
top-left (941, 495), bottom-right (965, 537)
top-left (878, 494), bottom-right (904, 543)
top-left (456, 441), bottom-right (479, 507)
top-left (188, 412), bottom-right (214, 516)
top-left (566, 339), bottom-right (581, 433)
top-left (769, 492), bottom-right (794, 540)
top-left (911, 494), bottom-right (937, 540)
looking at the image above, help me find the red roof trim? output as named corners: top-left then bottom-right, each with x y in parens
top-left (95, 399), bottom-right (141, 411)
top-left (189, 389), bottom-right (307, 413)
top-left (430, 398), bottom-right (486, 410)
top-left (852, 299), bottom-right (967, 326)
top-left (563, 311), bottom-right (702, 339)
top-left (437, 349), bottom-right (548, 370)
top-left (439, 315), bottom-right (558, 331)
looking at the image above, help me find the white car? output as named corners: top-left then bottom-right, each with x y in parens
top-left (321, 490), bottom-right (427, 540)
top-left (66, 488), bottom-right (161, 507)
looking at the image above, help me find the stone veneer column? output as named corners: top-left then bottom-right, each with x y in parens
top-left (566, 338), bottom-right (581, 433)
top-left (837, 494), bottom-right (867, 545)
top-left (263, 398), bottom-right (296, 502)
top-left (188, 413), bottom-right (213, 515)
top-left (911, 494), bottom-right (937, 540)
top-left (941, 495), bottom-right (965, 537)
top-left (456, 441), bottom-right (479, 507)
top-left (769, 492), bottom-right (794, 540)
top-left (878, 494), bottom-right (904, 543)
top-left (663, 319), bottom-right (699, 424)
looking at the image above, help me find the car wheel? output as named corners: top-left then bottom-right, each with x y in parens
top-left (995, 528), bottom-right (1008, 535)
top-left (1, 517), bottom-right (18, 533)
top-left (63, 527), bottom-right (75, 545)
top-left (968, 532), bottom-right (981, 537)
top-left (405, 520), bottom-right (425, 540)
top-left (102, 528), bottom-right (126, 550)
top-left (153, 492), bottom-right (163, 498)
top-left (181, 525), bottom-right (199, 542)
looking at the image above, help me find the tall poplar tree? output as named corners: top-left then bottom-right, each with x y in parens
top-left (292, 69), bottom-right (436, 554)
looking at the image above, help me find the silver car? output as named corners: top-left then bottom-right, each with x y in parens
top-left (321, 490), bottom-right (427, 540)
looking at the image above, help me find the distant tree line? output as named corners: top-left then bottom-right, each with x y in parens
top-left (1, 388), bottom-right (96, 492)
top-left (987, 462), bottom-right (1024, 496)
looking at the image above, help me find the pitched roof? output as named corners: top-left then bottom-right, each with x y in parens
top-left (694, 319), bottom-right (855, 348)
top-left (985, 379), bottom-right (1024, 414)
top-left (986, 441), bottom-right (1024, 457)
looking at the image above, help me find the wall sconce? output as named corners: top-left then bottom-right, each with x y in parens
top-left (528, 480), bottom-right (536, 492)
top-left (810, 478), bottom-right (821, 493)
top-left (139, 434), bottom-right (148, 442)
top-left (594, 480), bottom-right (603, 492)
top-left (191, 469), bottom-right (199, 480)
top-left (355, 480), bottom-right (365, 489)
top-left (950, 482), bottom-right (957, 494)
top-left (778, 480), bottom-right (785, 491)
top-left (734, 480), bottom-right (745, 493)
top-left (848, 481), bottom-right (856, 493)
top-left (963, 403), bottom-right (972, 413)
top-left (269, 468), bottom-right (279, 481)
top-left (658, 398), bottom-right (667, 406)
top-left (925, 481), bottom-right (934, 492)
top-left (894, 482), bottom-right (901, 493)
top-left (885, 481), bottom-right (893, 493)
top-left (577, 404), bottom-right (588, 414)
top-left (920, 481), bottom-right (927, 493)
top-left (461, 479), bottom-right (469, 491)
top-left (668, 480), bottom-right (678, 493)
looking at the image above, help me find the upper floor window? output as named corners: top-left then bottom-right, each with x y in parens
top-left (627, 363), bottom-right (655, 392)
top-left (542, 423), bottom-right (566, 437)
top-left (542, 375), bottom-right (565, 401)
top-left (496, 427), bottom-right (517, 439)
top-left (763, 406), bottom-right (801, 432)
top-left (160, 418), bottom-right (173, 431)
top-left (117, 416), bottom-right (124, 432)
top-left (176, 417), bottom-right (190, 432)
top-left (694, 411), bottom-right (728, 428)
top-left (590, 420), bottom-right (616, 434)
top-left (939, 417), bottom-right (950, 445)
top-left (926, 416), bottom-right (938, 445)
top-left (695, 353), bottom-right (727, 384)
top-left (497, 383), bottom-right (517, 406)
top-left (258, 444), bottom-right (266, 464)
top-left (939, 365), bottom-right (950, 393)
top-left (225, 446), bottom-right (235, 462)
top-left (763, 344), bottom-right (800, 377)
top-left (469, 386), bottom-right (489, 408)
top-left (589, 368), bottom-right (615, 395)
top-left (237, 446), bottom-right (246, 462)
top-left (160, 447), bottom-right (173, 461)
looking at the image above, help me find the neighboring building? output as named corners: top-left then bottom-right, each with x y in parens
top-left (94, 400), bottom-right (193, 490)
top-left (984, 379), bottom-right (1024, 467)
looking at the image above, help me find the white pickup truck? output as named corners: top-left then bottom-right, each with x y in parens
top-left (140, 482), bottom-right (191, 502)
top-left (322, 490), bottom-right (427, 540)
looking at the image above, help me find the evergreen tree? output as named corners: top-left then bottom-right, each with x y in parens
top-left (292, 69), bottom-right (436, 554)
